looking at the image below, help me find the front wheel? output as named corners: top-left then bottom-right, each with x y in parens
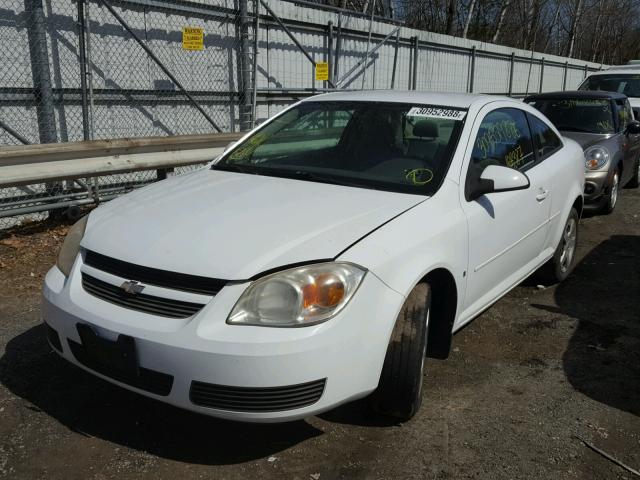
top-left (537, 208), bottom-right (579, 284)
top-left (602, 169), bottom-right (620, 214)
top-left (370, 283), bottom-right (431, 421)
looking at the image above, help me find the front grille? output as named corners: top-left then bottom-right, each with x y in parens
top-left (82, 273), bottom-right (205, 318)
top-left (84, 250), bottom-right (226, 295)
top-left (190, 379), bottom-right (326, 412)
top-left (68, 338), bottom-right (173, 396)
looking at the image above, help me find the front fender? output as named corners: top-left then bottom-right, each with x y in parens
top-left (338, 181), bottom-right (467, 322)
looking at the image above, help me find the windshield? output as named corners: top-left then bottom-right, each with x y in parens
top-left (213, 101), bottom-right (466, 195)
top-left (579, 74), bottom-right (640, 98)
top-left (528, 98), bottom-right (615, 134)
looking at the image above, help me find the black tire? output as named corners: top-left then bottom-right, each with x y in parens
top-left (627, 157), bottom-right (639, 188)
top-left (536, 208), bottom-right (579, 284)
top-left (602, 169), bottom-right (620, 214)
top-left (370, 283), bottom-right (431, 421)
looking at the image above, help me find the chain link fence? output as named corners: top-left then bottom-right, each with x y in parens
top-left (0, 0), bottom-right (602, 231)
top-left (0, 0), bottom-right (251, 145)
top-left (1, 0), bottom-right (252, 231)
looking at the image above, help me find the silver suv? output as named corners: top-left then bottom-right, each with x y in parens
top-left (580, 65), bottom-right (640, 119)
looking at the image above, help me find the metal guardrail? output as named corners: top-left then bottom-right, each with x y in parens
top-left (0, 132), bottom-right (242, 229)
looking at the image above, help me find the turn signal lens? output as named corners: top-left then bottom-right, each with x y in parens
top-left (584, 146), bottom-right (610, 170)
top-left (302, 273), bottom-right (345, 308)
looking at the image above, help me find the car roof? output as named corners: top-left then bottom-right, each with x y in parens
top-left (588, 67), bottom-right (640, 75)
top-left (524, 90), bottom-right (627, 102)
top-left (302, 90), bottom-right (507, 109)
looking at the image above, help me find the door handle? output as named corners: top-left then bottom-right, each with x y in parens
top-left (536, 189), bottom-right (549, 202)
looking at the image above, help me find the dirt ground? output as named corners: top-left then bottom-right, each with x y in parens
top-left (0, 188), bottom-right (638, 480)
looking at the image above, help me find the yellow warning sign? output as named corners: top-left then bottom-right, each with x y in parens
top-left (315, 62), bottom-right (329, 81)
top-left (182, 27), bottom-right (204, 50)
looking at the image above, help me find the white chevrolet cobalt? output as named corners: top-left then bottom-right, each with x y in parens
top-left (43, 92), bottom-right (585, 422)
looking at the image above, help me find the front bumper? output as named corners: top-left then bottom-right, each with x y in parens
top-left (42, 258), bottom-right (405, 422)
top-left (583, 170), bottom-right (611, 207)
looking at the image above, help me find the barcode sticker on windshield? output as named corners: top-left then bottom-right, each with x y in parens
top-left (408, 107), bottom-right (466, 121)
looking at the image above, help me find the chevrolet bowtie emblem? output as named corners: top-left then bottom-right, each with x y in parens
top-left (120, 280), bottom-right (145, 295)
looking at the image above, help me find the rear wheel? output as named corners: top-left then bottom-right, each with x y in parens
top-left (603, 169), bottom-right (620, 214)
top-left (370, 283), bottom-right (431, 421)
top-left (536, 208), bottom-right (579, 284)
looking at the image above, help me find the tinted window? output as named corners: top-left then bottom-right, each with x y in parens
top-left (216, 101), bottom-right (466, 196)
top-left (580, 74), bottom-right (640, 98)
top-left (528, 98), bottom-right (614, 134)
top-left (528, 114), bottom-right (562, 159)
top-left (470, 108), bottom-right (535, 173)
top-left (614, 99), bottom-right (633, 131)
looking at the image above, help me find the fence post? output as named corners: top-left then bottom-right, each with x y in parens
top-left (77, 0), bottom-right (90, 141)
top-left (562, 61), bottom-right (568, 90)
top-left (333, 11), bottom-right (343, 82)
top-left (327, 20), bottom-right (333, 88)
top-left (412, 36), bottom-right (419, 90)
top-left (539, 57), bottom-right (545, 93)
top-left (468, 46), bottom-right (476, 93)
top-left (25, 0), bottom-right (57, 144)
top-left (312, 53), bottom-right (316, 93)
top-left (508, 52), bottom-right (515, 96)
top-left (251, 0), bottom-right (260, 128)
top-left (239, 0), bottom-right (253, 131)
top-left (583, 64), bottom-right (588, 79)
top-left (390, 28), bottom-right (400, 89)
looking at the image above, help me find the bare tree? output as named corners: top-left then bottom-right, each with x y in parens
top-left (462, 0), bottom-right (477, 38)
top-left (446, 0), bottom-right (457, 34)
top-left (396, 0), bottom-right (640, 64)
top-left (492, 0), bottom-right (512, 43)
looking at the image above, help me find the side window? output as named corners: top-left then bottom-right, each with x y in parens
top-left (615, 99), bottom-right (632, 131)
top-left (624, 100), bottom-right (635, 125)
top-left (470, 108), bottom-right (535, 173)
top-left (528, 113), bottom-right (562, 160)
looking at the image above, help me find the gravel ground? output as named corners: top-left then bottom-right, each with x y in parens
top-left (0, 188), bottom-right (638, 480)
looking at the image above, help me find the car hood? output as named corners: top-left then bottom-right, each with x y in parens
top-left (82, 169), bottom-right (424, 280)
top-left (560, 131), bottom-right (612, 149)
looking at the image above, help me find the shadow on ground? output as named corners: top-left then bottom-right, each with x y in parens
top-left (535, 234), bottom-right (640, 416)
top-left (0, 325), bottom-right (322, 465)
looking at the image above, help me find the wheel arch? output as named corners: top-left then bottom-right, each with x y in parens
top-left (420, 268), bottom-right (458, 360)
top-left (572, 194), bottom-right (584, 219)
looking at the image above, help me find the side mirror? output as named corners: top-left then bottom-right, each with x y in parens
top-left (466, 165), bottom-right (530, 201)
top-left (626, 121), bottom-right (640, 135)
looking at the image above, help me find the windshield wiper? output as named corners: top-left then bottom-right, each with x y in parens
top-left (212, 163), bottom-right (378, 190)
top-left (210, 163), bottom-right (257, 174)
top-left (283, 169), bottom-right (380, 190)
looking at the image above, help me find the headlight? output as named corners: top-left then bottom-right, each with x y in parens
top-left (56, 215), bottom-right (88, 277)
top-left (227, 263), bottom-right (366, 327)
top-left (584, 146), bottom-right (610, 170)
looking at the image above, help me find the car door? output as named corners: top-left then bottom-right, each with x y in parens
top-left (615, 98), bottom-right (640, 184)
top-left (459, 106), bottom-right (553, 321)
top-left (526, 112), bottom-right (565, 250)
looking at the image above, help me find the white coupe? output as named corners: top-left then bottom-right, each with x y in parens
top-left (43, 91), bottom-right (585, 422)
